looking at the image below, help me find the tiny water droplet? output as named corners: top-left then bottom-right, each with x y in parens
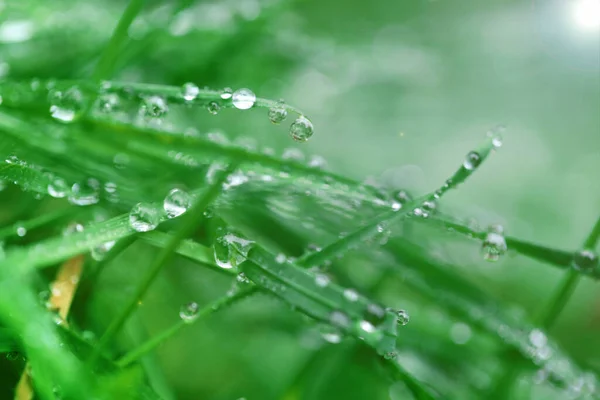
top-left (163, 188), bottom-right (193, 218)
top-left (220, 87), bottom-right (233, 99)
top-left (320, 325), bottom-right (342, 344)
top-left (360, 320), bottom-right (377, 333)
top-left (450, 322), bottom-right (472, 345)
top-left (275, 253), bottom-right (287, 264)
top-left (488, 125), bottom-right (505, 148)
top-left (395, 309), bottom-right (410, 326)
top-left (573, 249), bottom-right (598, 272)
top-left (315, 273), bottom-right (330, 287)
top-left (48, 177), bottom-right (68, 198)
top-left (129, 203), bottom-right (162, 232)
top-left (308, 155), bottom-right (327, 169)
top-left (343, 288), bottom-right (359, 302)
top-left (236, 272), bottom-right (250, 284)
top-left (463, 151), bottom-right (481, 171)
top-left (282, 148), bottom-right (305, 161)
top-left (394, 190), bottom-right (412, 204)
top-left (141, 95), bottom-right (168, 118)
top-left (181, 82), bottom-right (200, 101)
top-left (364, 303), bottom-right (386, 326)
top-left (68, 179), bottom-right (100, 206)
top-left (207, 101), bottom-right (220, 115)
top-left (482, 225), bottom-right (507, 262)
top-left (232, 88), bottom-right (256, 110)
top-left (16, 226), bottom-right (27, 237)
top-left (268, 101), bottom-right (287, 124)
top-left (384, 351), bottom-right (397, 360)
top-left (91, 240), bottom-right (115, 261)
top-left (179, 302), bottom-right (199, 323)
top-left (290, 115), bottom-right (314, 142)
top-left (329, 310), bottom-right (350, 328)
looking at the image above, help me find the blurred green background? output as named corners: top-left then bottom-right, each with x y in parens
top-left (0, 0), bottom-right (599, 399)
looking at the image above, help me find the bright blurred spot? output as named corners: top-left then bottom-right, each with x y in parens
top-left (573, 0), bottom-right (600, 31)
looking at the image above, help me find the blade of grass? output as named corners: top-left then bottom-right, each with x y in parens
top-left (92, 0), bottom-right (147, 81)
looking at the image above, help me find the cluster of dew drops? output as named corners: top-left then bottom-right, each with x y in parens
top-left (180, 83), bottom-right (314, 143)
top-left (46, 80), bottom-right (314, 142)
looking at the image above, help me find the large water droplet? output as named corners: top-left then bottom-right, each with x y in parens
top-left (268, 101), bottom-right (287, 124)
top-left (573, 249), bottom-right (598, 272)
top-left (163, 188), bottom-right (193, 218)
top-left (463, 151), bottom-right (481, 171)
top-left (289, 116), bottom-right (314, 142)
top-left (232, 88), bottom-right (256, 110)
top-left (179, 302), bottom-right (199, 323)
top-left (482, 224), bottom-right (507, 262)
top-left (129, 203), bottom-right (162, 232)
top-left (68, 179), bottom-right (100, 206)
top-left (213, 232), bottom-right (254, 269)
top-left (141, 95), bottom-right (168, 118)
top-left (181, 82), bottom-right (200, 101)
top-left (48, 177), bottom-right (69, 198)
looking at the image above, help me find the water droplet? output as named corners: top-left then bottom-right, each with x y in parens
top-left (360, 320), bottom-right (377, 333)
top-left (365, 303), bottom-right (386, 326)
top-left (220, 87), bottom-right (233, 99)
top-left (394, 190), bottom-right (412, 204)
top-left (450, 322), bottom-right (472, 345)
top-left (236, 272), bottom-right (250, 284)
top-left (213, 232), bottom-right (254, 269)
top-left (141, 95), bottom-right (168, 118)
top-left (207, 101), bottom-right (220, 115)
top-left (282, 148), bottom-right (305, 161)
top-left (315, 273), bottom-right (330, 287)
top-left (129, 203), bottom-right (162, 232)
top-left (384, 351), bottom-right (397, 360)
top-left (391, 202), bottom-right (401, 211)
top-left (308, 155), bottom-right (327, 169)
top-left (163, 188), bottom-right (193, 218)
top-left (289, 116), bottom-right (314, 142)
top-left (343, 288), bottom-right (359, 302)
top-left (16, 226), bottom-right (27, 237)
top-left (48, 177), bottom-right (68, 198)
top-left (482, 225), bottom-right (507, 262)
top-left (414, 199), bottom-right (437, 218)
top-left (268, 101), bottom-right (287, 124)
top-left (232, 88), bottom-right (256, 110)
top-left (329, 310), bottom-right (350, 328)
top-left (463, 151), bottom-right (481, 171)
top-left (275, 253), bottom-right (287, 264)
top-left (68, 179), bottom-right (100, 206)
top-left (573, 249), bottom-right (598, 272)
top-left (96, 93), bottom-right (120, 113)
top-left (320, 325), bottom-right (342, 343)
top-left (181, 82), bottom-right (199, 101)
top-left (487, 125), bottom-right (505, 148)
top-left (179, 302), bottom-right (199, 323)
top-left (91, 240), bottom-right (115, 261)
top-left (49, 86), bottom-right (84, 123)
top-left (395, 309), bottom-right (410, 326)
top-left (529, 329), bottom-right (548, 348)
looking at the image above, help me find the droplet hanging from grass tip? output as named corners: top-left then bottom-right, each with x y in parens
top-left (290, 115), bottom-right (314, 142)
